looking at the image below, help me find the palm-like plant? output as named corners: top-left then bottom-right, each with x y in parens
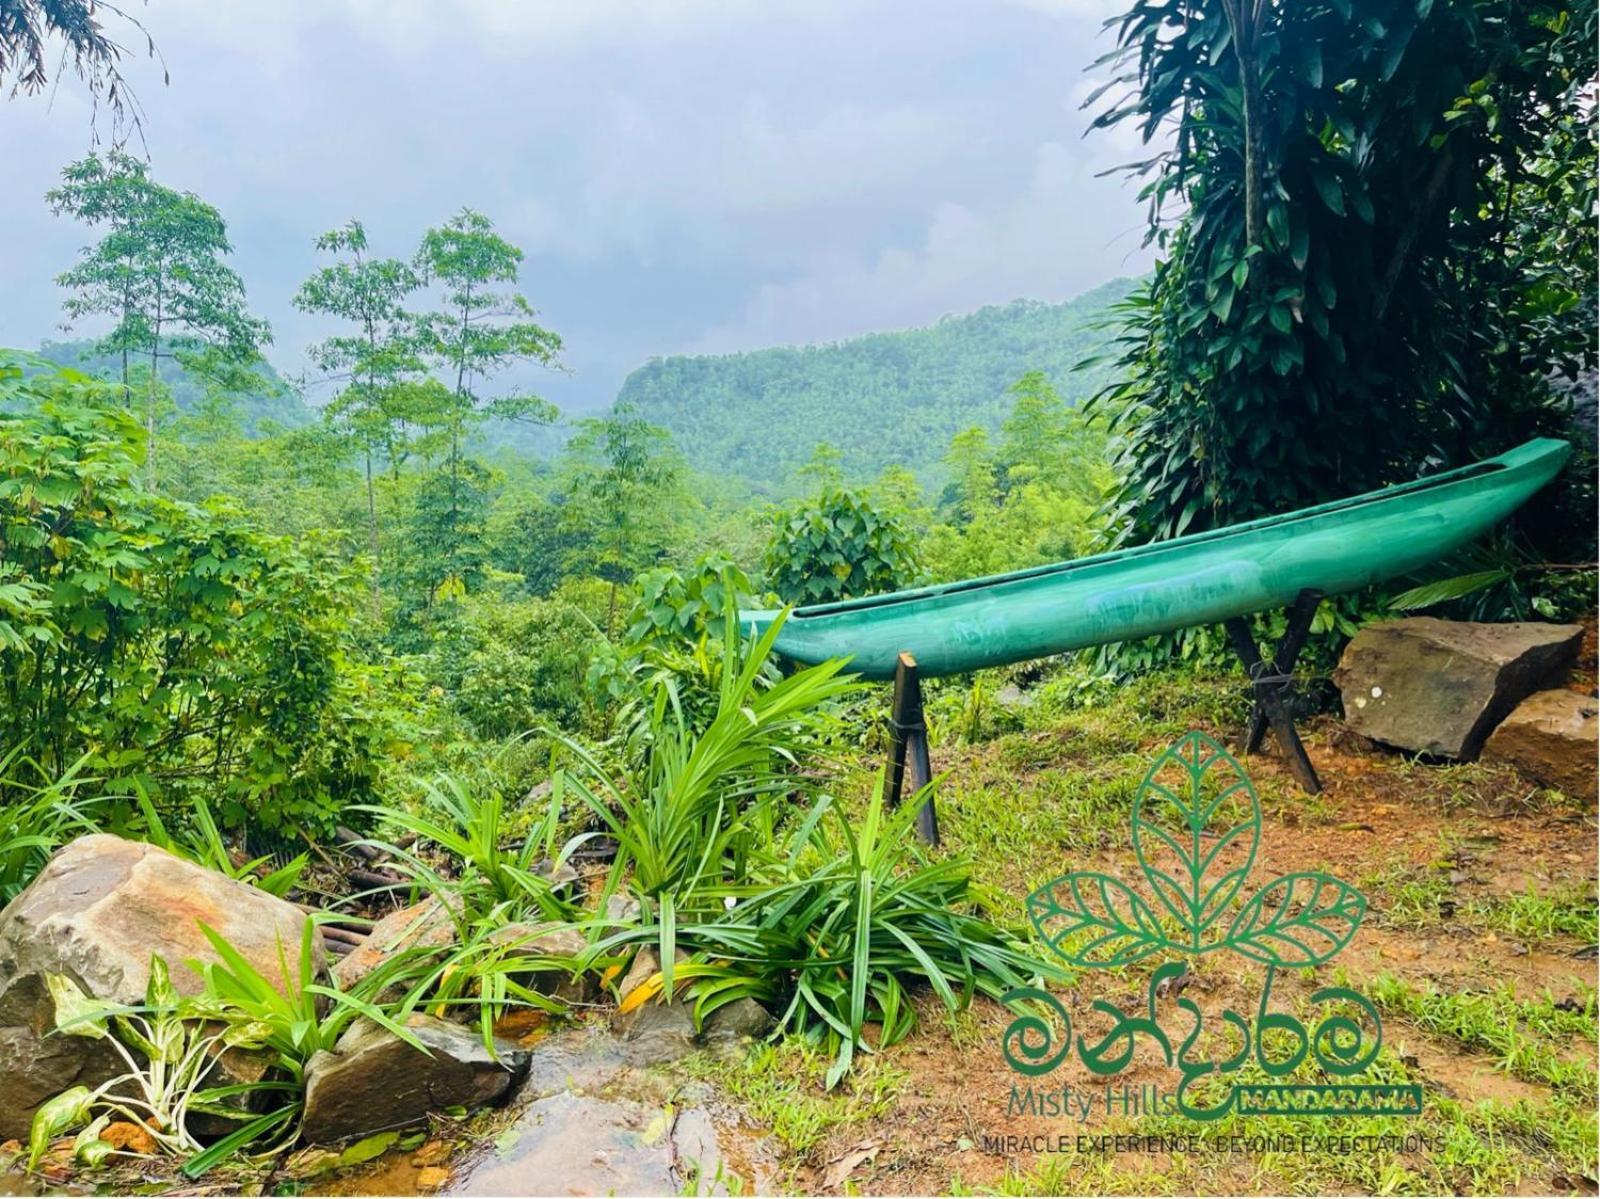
top-left (0, 750), bottom-right (105, 902)
top-left (554, 607), bottom-right (861, 984)
top-left (355, 775), bottom-right (581, 929)
top-left (691, 775), bottom-right (1063, 1087)
top-left (193, 919), bottom-right (425, 1075)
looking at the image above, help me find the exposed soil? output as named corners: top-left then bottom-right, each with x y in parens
top-left (760, 708), bottom-right (1599, 1196)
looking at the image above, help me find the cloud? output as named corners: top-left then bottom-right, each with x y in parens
top-left (695, 134), bottom-right (1155, 353)
top-left (2, 0), bottom-right (1152, 413)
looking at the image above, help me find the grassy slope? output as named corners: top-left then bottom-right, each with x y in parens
top-left (681, 669), bottom-right (1599, 1196)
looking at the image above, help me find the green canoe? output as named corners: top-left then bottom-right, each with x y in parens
top-left (742, 438), bottom-right (1571, 680)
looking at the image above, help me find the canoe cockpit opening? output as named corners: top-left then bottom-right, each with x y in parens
top-left (788, 457), bottom-right (1514, 620)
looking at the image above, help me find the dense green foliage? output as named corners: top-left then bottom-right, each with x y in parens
top-left (3, 5), bottom-right (1597, 1175)
top-left (1089, 0), bottom-right (1596, 547)
top-left (0, 355), bottom-right (410, 833)
top-left (617, 279), bottom-right (1135, 491)
top-left (559, 607), bottom-right (1061, 1087)
top-left (762, 486), bottom-right (920, 605)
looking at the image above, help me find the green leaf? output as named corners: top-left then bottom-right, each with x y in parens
top-left (1132, 732), bottom-right (1260, 948)
top-left (46, 974), bottom-right (110, 1039)
top-left (1309, 165), bottom-right (1345, 215)
top-left (1227, 872), bottom-right (1365, 966)
top-left (1387, 570), bottom-right (1510, 611)
top-left (181, 1108), bottom-right (295, 1178)
top-left (1027, 872), bottom-right (1168, 967)
top-left (28, 1086), bottom-right (93, 1169)
top-left (339, 1131), bottom-right (400, 1167)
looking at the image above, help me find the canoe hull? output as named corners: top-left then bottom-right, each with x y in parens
top-left (742, 439), bottom-right (1570, 680)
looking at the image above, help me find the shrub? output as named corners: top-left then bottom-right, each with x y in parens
top-left (761, 486), bottom-right (918, 605)
top-left (562, 601), bottom-right (1061, 1087)
top-left (586, 555), bottom-right (768, 731)
top-left (424, 593), bottom-right (602, 740)
top-left (0, 355), bottom-right (411, 834)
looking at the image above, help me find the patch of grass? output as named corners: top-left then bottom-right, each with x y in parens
top-left (1469, 882), bottom-right (1598, 947)
top-left (1360, 861), bottom-right (1454, 927)
top-left (1467, 1091), bottom-right (1600, 1182)
top-left (940, 767), bottom-right (1136, 876)
top-left (951, 982), bottom-right (1596, 1197)
top-left (681, 1040), bottom-right (908, 1157)
top-left (952, 1149), bottom-right (1192, 1196)
top-left (1364, 972), bottom-right (1599, 1095)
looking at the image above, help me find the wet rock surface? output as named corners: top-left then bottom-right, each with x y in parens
top-left (701, 997), bottom-right (776, 1045)
top-left (1335, 618), bottom-right (1582, 758)
top-left (609, 947), bottom-right (703, 1065)
top-left (0, 834), bottom-right (320, 1141)
top-left (454, 1092), bottom-right (725, 1196)
top-left (1483, 688), bottom-right (1599, 797)
top-left (445, 1025), bottom-right (755, 1197)
top-left (302, 1016), bottom-right (530, 1144)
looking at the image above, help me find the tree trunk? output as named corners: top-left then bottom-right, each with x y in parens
top-left (146, 281), bottom-right (164, 488)
top-left (1228, 1), bottom-right (1267, 249)
top-left (364, 451), bottom-right (381, 622)
top-left (146, 347), bottom-right (159, 487)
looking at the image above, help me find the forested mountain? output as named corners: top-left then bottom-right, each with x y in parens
top-left (616, 278), bottom-right (1135, 493)
top-left (38, 338), bottom-right (310, 433)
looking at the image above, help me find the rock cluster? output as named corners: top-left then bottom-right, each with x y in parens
top-left (1335, 618), bottom-right (1584, 759)
top-left (0, 835), bottom-right (321, 1141)
top-left (0, 835), bottom-right (776, 1158)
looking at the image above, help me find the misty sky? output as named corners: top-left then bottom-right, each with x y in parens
top-left (2, 0), bottom-right (1154, 414)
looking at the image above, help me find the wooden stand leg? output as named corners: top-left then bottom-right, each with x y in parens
top-left (1246, 588), bottom-right (1324, 753)
top-left (1224, 608), bottom-right (1323, 796)
top-left (886, 651), bottom-right (940, 845)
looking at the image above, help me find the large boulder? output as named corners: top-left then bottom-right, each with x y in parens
top-left (301, 1015), bottom-right (529, 1143)
top-left (1484, 689), bottom-right (1599, 798)
top-left (1335, 618), bottom-right (1583, 758)
top-left (0, 834), bottom-right (322, 1140)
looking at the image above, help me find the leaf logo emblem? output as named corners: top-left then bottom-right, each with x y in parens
top-left (1028, 731), bottom-right (1365, 969)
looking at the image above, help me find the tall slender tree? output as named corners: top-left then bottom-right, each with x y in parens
top-left (561, 403), bottom-right (681, 636)
top-left (294, 219), bottom-right (424, 615)
top-left (412, 208), bottom-right (562, 590)
top-left (48, 151), bottom-right (268, 480)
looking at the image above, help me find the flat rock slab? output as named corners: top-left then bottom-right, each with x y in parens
top-left (302, 1015), bottom-right (530, 1144)
top-left (0, 834), bottom-right (320, 1141)
top-left (1484, 689), bottom-right (1599, 798)
top-left (1335, 618), bottom-right (1582, 758)
top-left (452, 1089), bottom-right (727, 1196)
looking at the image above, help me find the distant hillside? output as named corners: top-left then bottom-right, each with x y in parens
top-left (617, 278), bottom-right (1135, 493)
top-left (38, 339), bottom-right (310, 434)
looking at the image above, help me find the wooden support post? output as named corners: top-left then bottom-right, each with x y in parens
top-left (1225, 601), bottom-right (1323, 795)
top-left (885, 651), bottom-right (940, 845)
top-left (1244, 589), bottom-right (1323, 754)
